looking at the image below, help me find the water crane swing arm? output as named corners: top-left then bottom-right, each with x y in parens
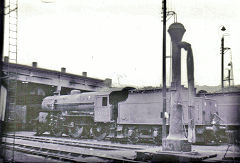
top-left (177, 41), bottom-right (195, 100)
top-left (177, 41), bottom-right (196, 143)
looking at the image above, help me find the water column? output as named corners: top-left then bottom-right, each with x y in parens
top-left (162, 23), bottom-right (191, 152)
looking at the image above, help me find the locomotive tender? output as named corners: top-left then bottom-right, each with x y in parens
top-left (36, 86), bottom-right (219, 144)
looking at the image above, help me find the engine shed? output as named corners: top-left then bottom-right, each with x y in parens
top-left (2, 58), bottom-right (112, 130)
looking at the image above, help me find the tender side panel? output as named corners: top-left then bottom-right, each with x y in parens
top-left (118, 102), bottom-right (162, 124)
top-left (117, 91), bottom-right (169, 125)
top-left (180, 100), bottom-right (190, 124)
top-left (117, 89), bottom-right (201, 125)
top-left (117, 90), bottom-right (216, 126)
top-left (193, 99), bottom-right (202, 125)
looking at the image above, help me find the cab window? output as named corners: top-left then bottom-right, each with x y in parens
top-left (102, 97), bottom-right (108, 106)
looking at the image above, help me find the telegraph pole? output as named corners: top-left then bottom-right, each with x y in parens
top-left (221, 36), bottom-right (224, 89)
top-left (220, 26), bottom-right (226, 90)
top-left (0, 0), bottom-right (5, 161)
top-left (162, 0), bottom-right (167, 139)
top-left (0, 0), bottom-right (4, 78)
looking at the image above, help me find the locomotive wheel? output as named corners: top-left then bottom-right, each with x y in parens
top-left (50, 127), bottom-right (63, 137)
top-left (153, 134), bottom-right (162, 145)
top-left (128, 128), bottom-right (140, 144)
top-left (203, 130), bottom-right (216, 144)
top-left (49, 113), bottom-right (63, 137)
top-left (69, 126), bottom-right (84, 138)
top-left (153, 129), bottom-right (162, 145)
top-left (92, 124), bottom-right (108, 140)
top-left (35, 123), bottom-right (45, 136)
top-left (152, 128), bottom-right (162, 145)
top-left (84, 126), bottom-right (92, 138)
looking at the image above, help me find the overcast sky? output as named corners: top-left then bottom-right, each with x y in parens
top-left (4, 0), bottom-right (240, 87)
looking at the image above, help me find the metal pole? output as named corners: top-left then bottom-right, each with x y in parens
top-left (228, 70), bottom-right (230, 87)
top-left (0, 0), bottom-right (5, 160)
top-left (162, 0), bottom-right (167, 139)
top-left (0, 0), bottom-right (4, 79)
top-left (221, 36), bottom-right (224, 89)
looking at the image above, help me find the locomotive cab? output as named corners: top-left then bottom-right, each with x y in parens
top-left (94, 87), bottom-right (135, 123)
top-left (94, 94), bottom-right (112, 122)
top-left (91, 87), bottom-right (134, 140)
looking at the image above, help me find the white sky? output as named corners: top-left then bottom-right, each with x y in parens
top-left (4, 0), bottom-right (240, 87)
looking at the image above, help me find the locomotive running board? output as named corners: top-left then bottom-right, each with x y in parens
top-left (135, 149), bottom-right (217, 162)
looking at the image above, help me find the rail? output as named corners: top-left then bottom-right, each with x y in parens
top-left (2, 134), bottom-right (145, 162)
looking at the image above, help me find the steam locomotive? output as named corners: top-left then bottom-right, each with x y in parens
top-left (35, 86), bottom-right (225, 144)
top-left (35, 22), bottom-right (240, 144)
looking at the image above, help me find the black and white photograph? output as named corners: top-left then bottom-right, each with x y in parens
top-left (0, 0), bottom-right (240, 162)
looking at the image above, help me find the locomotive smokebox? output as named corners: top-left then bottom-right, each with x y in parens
top-left (162, 23), bottom-right (191, 152)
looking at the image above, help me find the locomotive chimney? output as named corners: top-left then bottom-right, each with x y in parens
top-left (82, 72), bottom-right (87, 77)
top-left (104, 78), bottom-right (112, 87)
top-left (61, 67), bottom-right (66, 73)
top-left (32, 62), bottom-right (37, 68)
top-left (4, 56), bottom-right (9, 63)
top-left (162, 22), bottom-right (191, 152)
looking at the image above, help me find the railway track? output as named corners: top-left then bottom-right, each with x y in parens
top-left (2, 133), bottom-right (147, 162)
top-left (3, 134), bottom-right (145, 151)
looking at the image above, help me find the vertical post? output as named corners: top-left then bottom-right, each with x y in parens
top-left (162, 0), bottom-right (167, 140)
top-left (0, 0), bottom-right (4, 160)
top-left (228, 69), bottom-right (231, 87)
top-left (0, 0), bottom-right (4, 80)
top-left (221, 37), bottom-right (224, 89)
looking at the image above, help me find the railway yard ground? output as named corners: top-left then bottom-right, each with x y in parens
top-left (1, 131), bottom-right (240, 162)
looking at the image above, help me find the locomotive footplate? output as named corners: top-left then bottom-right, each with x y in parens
top-left (135, 149), bottom-right (217, 162)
